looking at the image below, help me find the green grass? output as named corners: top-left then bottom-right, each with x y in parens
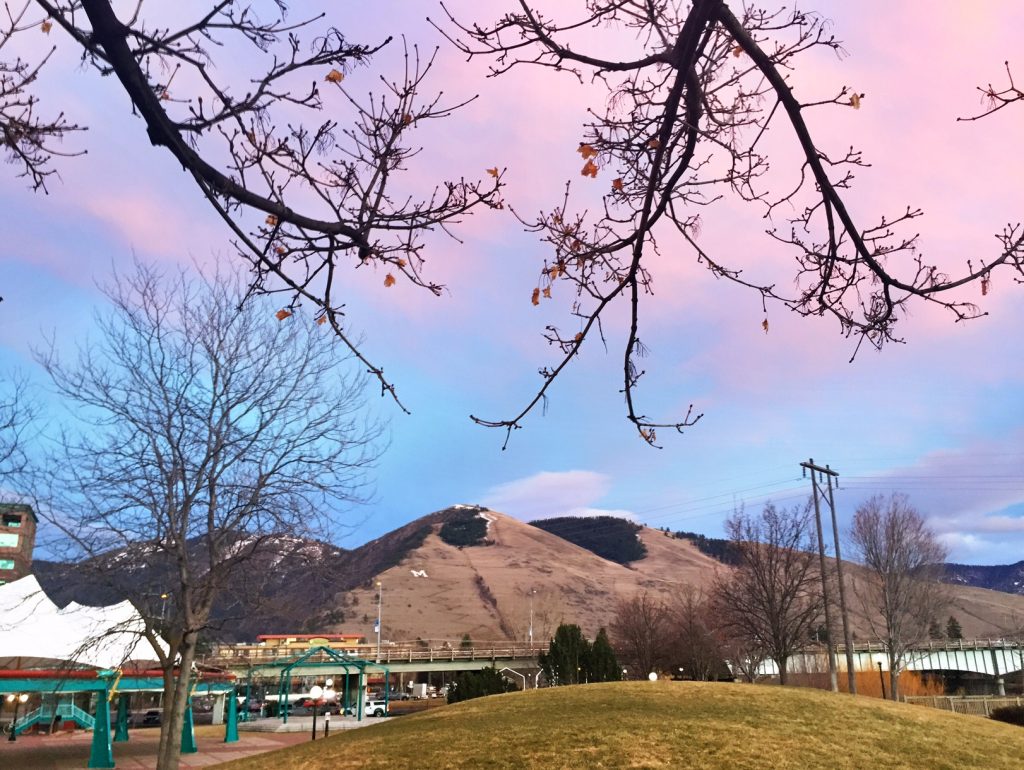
top-left (218, 681), bottom-right (1024, 769)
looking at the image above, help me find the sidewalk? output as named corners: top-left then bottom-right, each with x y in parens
top-left (0, 725), bottom-right (316, 769)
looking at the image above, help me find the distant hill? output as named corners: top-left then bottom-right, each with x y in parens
top-left (30, 507), bottom-right (1024, 644)
top-left (529, 516), bottom-right (647, 564)
top-left (942, 561), bottom-right (1024, 597)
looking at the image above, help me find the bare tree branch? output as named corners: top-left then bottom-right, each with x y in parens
top-left (443, 0), bottom-right (1024, 444)
top-left (5, 0), bottom-right (503, 406)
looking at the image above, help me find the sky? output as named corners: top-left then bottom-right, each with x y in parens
top-left (1, 1), bottom-right (1022, 565)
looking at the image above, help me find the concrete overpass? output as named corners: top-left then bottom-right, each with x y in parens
top-left (756, 639), bottom-right (1024, 694)
top-left (209, 643), bottom-right (546, 679)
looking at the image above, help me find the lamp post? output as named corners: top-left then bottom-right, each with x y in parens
top-left (528, 588), bottom-right (535, 646)
top-left (323, 680), bottom-right (335, 738)
top-left (375, 581), bottom-right (383, 663)
top-left (7, 693), bottom-right (28, 741)
top-left (309, 685), bottom-right (323, 741)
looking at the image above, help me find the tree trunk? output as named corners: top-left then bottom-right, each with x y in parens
top-left (778, 657), bottom-right (788, 686)
top-left (887, 650), bottom-right (900, 701)
top-left (156, 667), bottom-right (174, 763)
top-left (156, 631), bottom-right (199, 770)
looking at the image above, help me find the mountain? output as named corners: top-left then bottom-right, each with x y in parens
top-left (942, 561), bottom-right (1024, 597)
top-left (31, 506), bottom-right (1024, 644)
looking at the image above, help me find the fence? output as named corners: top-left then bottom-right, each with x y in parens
top-left (904, 695), bottom-right (1023, 717)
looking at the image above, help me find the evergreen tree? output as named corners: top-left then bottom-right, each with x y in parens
top-left (447, 667), bottom-right (515, 704)
top-left (928, 619), bottom-right (944, 640)
top-left (946, 615), bottom-right (964, 640)
top-left (539, 623), bottom-right (591, 685)
top-left (589, 628), bottom-right (621, 682)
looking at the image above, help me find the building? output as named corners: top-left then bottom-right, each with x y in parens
top-left (0, 503), bottom-right (37, 585)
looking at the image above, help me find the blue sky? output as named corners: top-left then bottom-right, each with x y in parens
top-left (2, 1), bottom-right (1022, 564)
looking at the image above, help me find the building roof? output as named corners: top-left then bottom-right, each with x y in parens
top-left (256, 633), bottom-right (364, 640)
top-left (0, 575), bottom-right (165, 670)
top-left (0, 502), bottom-right (38, 524)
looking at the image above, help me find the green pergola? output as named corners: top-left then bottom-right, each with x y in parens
top-left (0, 668), bottom-right (237, 769)
top-left (241, 645), bottom-right (389, 723)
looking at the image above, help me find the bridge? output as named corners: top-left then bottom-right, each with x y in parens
top-left (757, 639), bottom-right (1024, 694)
top-left (206, 643), bottom-right (547, 680)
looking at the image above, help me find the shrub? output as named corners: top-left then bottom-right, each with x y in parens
top-left (990, 705), bottom-right (1024, 727)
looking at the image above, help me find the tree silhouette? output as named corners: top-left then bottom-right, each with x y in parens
top-left (440, 1), bottom-right (1024, 444)
top-left (2, 0), bottom-right (501, 410)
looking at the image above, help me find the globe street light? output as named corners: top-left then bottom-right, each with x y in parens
top-left (309, 685), bottom-right (323, 741)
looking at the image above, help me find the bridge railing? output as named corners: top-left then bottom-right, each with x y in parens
top-left (814, 639), bottom-right (1022, 654)
top-left (203, 643), bottom-right (549, 667)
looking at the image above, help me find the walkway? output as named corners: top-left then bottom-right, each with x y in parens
top-left (0, 725), bottom-right (315, 769)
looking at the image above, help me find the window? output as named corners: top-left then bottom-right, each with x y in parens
top-left (2, 514), bottom-right (22, 528)
top-left (0, 533), bottom-right (18, 549)
top-left (0, 559), bottom-right (15, 571)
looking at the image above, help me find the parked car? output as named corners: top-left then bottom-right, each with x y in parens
top-left (141, 710), bottom-right (161, 727)
top-left (365, 699), bottom-right (389, 717)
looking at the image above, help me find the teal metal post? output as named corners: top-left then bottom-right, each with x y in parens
top-left (224, 690), bottom-right (239, 743)
top-left (357, 672), bottom-right (364, 722)
top-left (180, 699), bottom-right (197, 754)
top-left (87, 690), bottom-right (114, 769)
top-left (343, 672), bottom-right (350, 717)
top-left (113, 694), bottom-right (129, 742)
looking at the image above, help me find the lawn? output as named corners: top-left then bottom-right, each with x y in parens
top-left (217, 681), bottom-right (1024, 769)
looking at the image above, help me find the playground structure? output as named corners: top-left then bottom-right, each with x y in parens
top-left (0, 574), bottom-right (239, 768)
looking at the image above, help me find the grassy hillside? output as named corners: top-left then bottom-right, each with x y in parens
top-left (219, 681), bottom-right (1024, 770)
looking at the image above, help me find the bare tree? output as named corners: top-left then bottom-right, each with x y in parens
top-left (0, 372), bottom-right (36, 492)
top-left (3, 1), bottom-right (501, 409)
top-left (717, 629), bottom-right (766, 684)
top-left (36, 262), bottom-right (381, 770)
top-left (710, 502), bottom-right (821, 685)
top-left (669, 585), bottom-right (723, 681)
top-left (849, 493), bottom-right (948, 700)
top-left (440, 1), bottom-right (1024, 445)
top-left (611, 591), bottom-right (669, 676)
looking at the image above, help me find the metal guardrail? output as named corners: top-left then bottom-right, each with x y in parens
top-left (904, 695), bottom-right (1023, 717)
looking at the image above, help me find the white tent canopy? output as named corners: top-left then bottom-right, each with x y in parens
top-left (0, 575), bottom-right (165, 670)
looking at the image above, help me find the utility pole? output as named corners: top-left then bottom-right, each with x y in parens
top-left (802, 459), bottom-right (838, 692)
top-left (825, 467), bottom-right (857, 694)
